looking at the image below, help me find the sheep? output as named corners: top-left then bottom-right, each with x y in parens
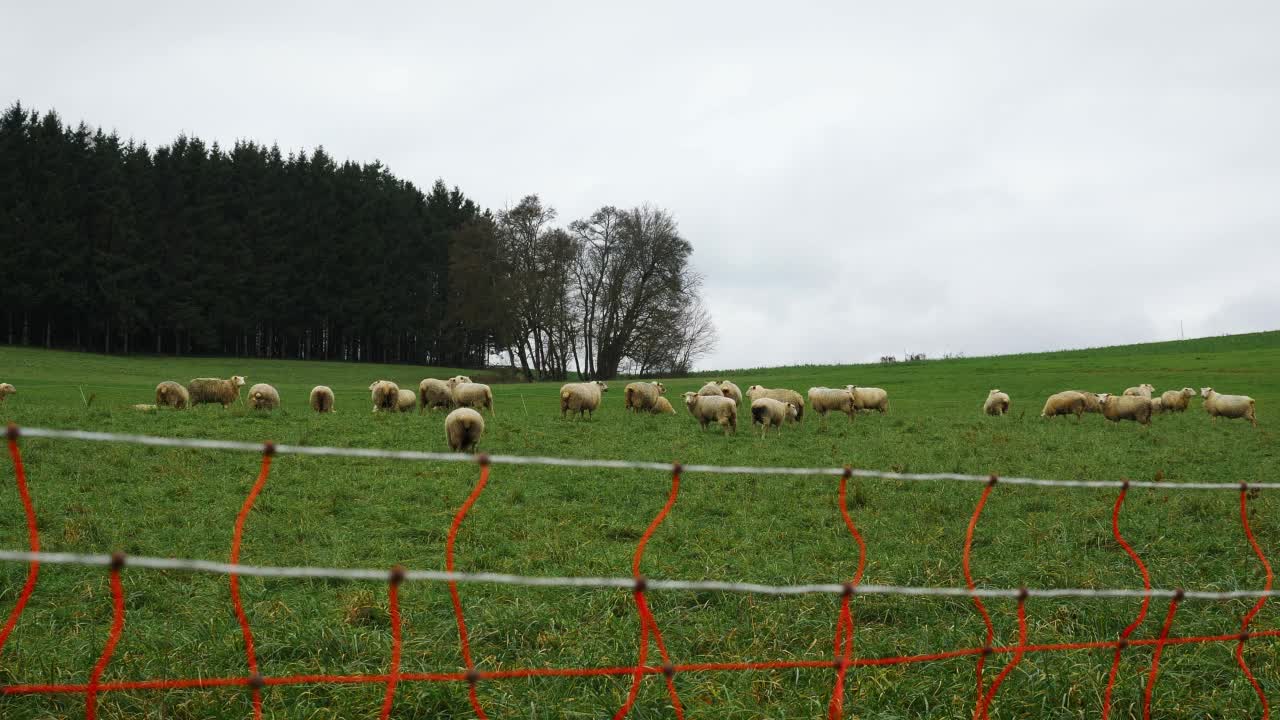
top-left (1098, 393), bottom-right (1153, 425)
top-left (1150, 396), bottom-right (1165, 414)
top-left (560, 381), bottom-right (608, 419)
top-left (1041, 391), bottom-right (1088, 420)
top-left (845, 386), bottom-right (889, 413)
top-left (445, 407), bottom-right (486, 453)
top-left (746, 385), bottom-right (805, 421)
top-left (396, 388), bottom-right (418, 412)
top-left (310, 386), bottom-right (335, 413)
top-left (808, 387), bottom-right (857, 421)
top-left (1123, 384), bottom-right (1155, 398)
top-left (418, 378), bottom-right (455, 412)
top-left (247, 383), bottom-right (281, 411)
top-left (697, 381), bottom-right (724, 397)
top-left (623, 381), bottom-right (666, 413)
top-left (719, 380), bottom-right (743, 405)
top-left (369, 380), bottom-right (400, 413)
top-left (983, 389), bottom-right (1010, 416)
top-left (1077, 392), bottom-right (1105, 414)
top-left (0, 383), bottom-right (13, 403)
top-left (1201, 388), bottom-right (1257, 427)
top-left (449, 378), bottom-right (495, 415)
top-left (751, 397), bottom-right (799, 437)
top-left (651, 396), bottom-right (676, 415)
top-left (188, 376), bottom-right (246, 407)
top-left (155, 381), bottom-right (189, 409)
top-left (683, 392), bottom-right (737, 435)
top-left (1160, 387), bottom-right (1197, 413)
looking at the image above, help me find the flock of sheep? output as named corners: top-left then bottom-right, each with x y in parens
top-left (1021, 383), bottom-right (1258, 427)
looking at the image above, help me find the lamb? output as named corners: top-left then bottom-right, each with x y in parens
top-left (746, 385), bottom-right (805, 421)
top-left (808, 387), bottom-right (857, 421)
top-left (187, 376), bottom-right (246, 407)
top-left (1123, 384), bottom-right (1155, 399)
top-left (1150, 397), bottom-right (1165, 414)
top-left (751, 397), bottom-right (799, 437)
top-left (683, 392), bottom-right (738, 435)
top-left (845, 386), bottom-right (889, 413)
top-left (623, 381), bottom-right (665, 413)
top-left (418, 378), bottom-right (455, 412)
top-left (1076, 392), bottom-right (1105, 414)
top-left (445, 407), bottom-right (486, 453)
top-left (697, 381), bottom-right (724, 397)
top-left (1201, 388), bottom-right (1257, 427)
top-left (718, 380), bottom-right (743, 405)
top-left (1041, 391), bottom-right (1088, 420)
top-left (155, 381), bottom-right (189, 409)
top-left (0, 383), bottom-right (13, 403)
top-left (651, 396), bottom-right (676, 415)
top-left (396, 388), bottom-right (418, 412)
top-left (1098, 393), bottom-right (1153, 425)
top-left (247, 383), bottom-right (281, 411)
top-left (449, 378), bottom-right (495, 415)
top-left (369, 380), bottom-right (400, 413)
top-left (1160, 387), bottom-right (1197, 413)
top-left (983, 389), bottom-right (1010, 416)
top-left (310, 386), bottom-right (335, 413)
top-left (560, 381), bottom-right (608, 419)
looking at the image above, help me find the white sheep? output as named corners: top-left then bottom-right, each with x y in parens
top-left (418, 378), bottom-right (455, 412)
top-left (1160, 387), bottom-right (1197, 413)
top-left (155, 381), bottom-right (189, 409)
top-left (396, 388), bottom-right (418, 413)
top-left (1123, 384), bottom-right (1155, 399)
top-left (247, 383), bottom-right (281, 411)
top-left (683, 391), bottom-right (737, 435)
top-left (1201, 388), bottom-right (1257, 427)
top-left (0, 383), bottom-right (14, 403)
top-left (751, 397), bottom-right (799, 437)
top-left (983, 389), bottom-right (1010, 416)
top-left (651, 396), bottom-right (676, 415)
top-left (445, 407), bottom-right (486, 452)
top-left (623, 381), bottom-right (665, 413)
top-left (697, 381), bottom-right (724, 397)
top-left (448, 378), bottom-right (495, 415)
top-left (1041, 391), bottom-right (1088, 420)
top-left (560, 381), bottom-right (608, 419)
top-left (1150, 396), bottom-right (1165, 414)
top-left (310, 386), bottom-right (335, 413)
top-left (369, 380), bottom-right (400, 413)
top-left (808, 387), bottom-right (857, 421)
top-left (845, 386), bottom-right (889, 413)
top-left (188, 376), bottom-right (246, 407)
top-left (718, 380), bottom-right (743, 405)
top-left (746, 385), bottom-right (805, 422)
top-left (1098, 393), bottom-right (1153, 425)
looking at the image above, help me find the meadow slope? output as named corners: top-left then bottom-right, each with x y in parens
top-left (0, 333), bottom-right (1277, 719)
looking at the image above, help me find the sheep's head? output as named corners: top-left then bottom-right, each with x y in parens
top-left (682, 391), bottom-right (699, 407)
top-left (231, 376), bottom-right (246, 390)
top-left (989, 388), bottom-right (1001, 395)
top-left (595, 381), bottom-right (609, 392)
top-left (1142, 383), bottom-right (1154, 391)
top-left (0, 383), bottom-right (15, 396)
top-left (1181, 387), bottom-right (1196, 398)
top-left (747, 385), bottom-right (762, 393)
top-left (655, 382), bottom-right (666, 395)
top-left (1097, 393), bottom-right (1112, 405)
top-left (785, 402), bottom-right (799, 420)
top-left (1200, 387), bottom-right (1213, 398)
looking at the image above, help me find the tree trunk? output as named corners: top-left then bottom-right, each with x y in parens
top-left (45, 319), bottom-right (52, 349)
top-left (104, 318), bottom-right (111, 354)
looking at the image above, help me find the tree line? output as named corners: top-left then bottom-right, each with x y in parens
top-left (0, 102), bottom-right (715, 379)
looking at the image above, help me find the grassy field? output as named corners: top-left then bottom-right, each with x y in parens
top-left (0, 332), bottom-right (1277, 719)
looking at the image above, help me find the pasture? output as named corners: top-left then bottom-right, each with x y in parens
top-left (0, 332), bottom-right (1278, 719)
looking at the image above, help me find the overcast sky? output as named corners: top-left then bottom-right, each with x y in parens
top-left (5, 2), bottom-right (1277, 369)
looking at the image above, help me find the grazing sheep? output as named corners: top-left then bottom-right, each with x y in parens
top-left (683, 392), bottom-right (738, 435)
top-left (697, 381), bottom-right (724, 397)
top-left (845, 386), bottom-right (890, 413)
top-left (746, 385), bottom-right (805, 421)
top-left (1123, 384), bottom-right (1155, 398)
top-left (983, 389), bottom-right (1010, 416)
top-left (0, 383), bottom-right (14, 403)
top-left (247, 383), bottom-right (281, 411)
top-left (751, 397), bottom-right (799, 437)
top-left (1098, 393), bottom-right (1153, 425)
top-left (1160, 387), bottom-right (1197, 413)
top-left (651, 396), bottom-right (676, 415)
top-left (310, 386), bottom-right (335, 413)
top-left (369, 380), bottom-right (400, 413)
top-left (188, 376), bottom-right (246, 407)
top-left (396, 388), bottom-right (418, 412)
top-left (1076, 392), bottom-right (1105, 414)
top-left (808, 387), bottom-right (857, 421)
top-left (445, 407), bottom-right (486, 453)
top-left (449, 379), bottom-right (495, 415)
top-left (719, 380), bottom-right (743, 405)
top-left (560, 381), bottom-right (609, 419)
top-left (155, 381), bottom-right (190, 409)
top-left (1201, 388), bottom-right (1257, 427)
top-left (1150, 397), bottom-right (1165, 414)
top-left (448, 375), bottom-right (473, 385)
top-left (623, 381), bottom-right (666, 413)
top-left (418, 378), bottom-right (455, 412)
top-left (1041, 391), bottom-right (1088, 420)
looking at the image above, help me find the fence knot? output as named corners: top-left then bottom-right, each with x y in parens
top-left (5, 423), bottom-right (18, 441)
top-left (261, 441), bottom-right (277, 457)
top-left (671, 461), bottom-right (683, 474)
top-left (633, 576), bottom-right (648, 593)
top-left (465, 668), bottom-right (480, 685)
top-left (109, 551), bottom-right (126, 571)
top-left (662, 663), bottom-right (675, 678)
top-left (389, 565), bottom-right (406, 586)
top-left (987, 474), bottom-right (998, 486)
top-left (247, 673), bottom-right (265, 690)
top-left (475, 453), bottom-right (491, 467)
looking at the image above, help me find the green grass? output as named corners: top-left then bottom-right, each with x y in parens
top-left (0, 332), bottom-right (1277, 719)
